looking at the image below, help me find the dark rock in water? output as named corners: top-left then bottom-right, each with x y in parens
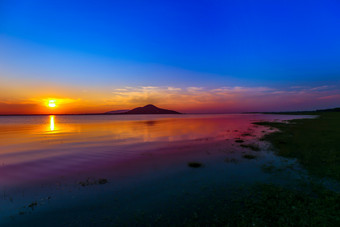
top-left (241, 133), bottom-right (252, 137)
top-left (124, 104), bottom-right (181, 114)
top-left (79, 177), bottom-right (108, 186)
top-left (28, 201), bottom-right (38, 210)
top-left (188, 162), bottom-right (203, 168)
top-left (235, 139), bottom-right (244, 143)
top-left (224, 158), bottom-right (239, 163)
top-left (98, 178), bottom-right (108, 184)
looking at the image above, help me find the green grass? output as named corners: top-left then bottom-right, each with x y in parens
top-left (125, 183), bottom-right (340, 226)
top-left (202, 184), bottom-right (340, 226)
top-left (67, 112), bottom-right (340, 226)
top-left (230, 184), bottom-right (340, 226)
top-left (254, 112), bottom-right (340, 181)
top-left (127, 112), bottom-right (340, 226)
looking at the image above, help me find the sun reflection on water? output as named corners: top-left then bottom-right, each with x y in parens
top-left (44, 115), bottom-right (77, 134)
top-left (50, 115), bottom-right (55, 131)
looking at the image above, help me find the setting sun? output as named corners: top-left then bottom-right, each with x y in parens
top-left (48, 100), bottom-right (56, 108)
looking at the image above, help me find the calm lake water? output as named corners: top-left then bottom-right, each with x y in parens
top-left (0, 114), bottom-right (314, 226)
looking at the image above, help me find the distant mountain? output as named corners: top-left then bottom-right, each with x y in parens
top-left (105, 109), bottom-right (130, 114)
top-left (123, 104), bottom-right (181, 114)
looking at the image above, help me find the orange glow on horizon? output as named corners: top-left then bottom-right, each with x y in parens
top-left (0, 85), bottom-right (338, 115)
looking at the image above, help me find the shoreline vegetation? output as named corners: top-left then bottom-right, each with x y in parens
top-left (115, 110), bottom-right (340, 226)
top-left (254, 112), bottom-right (340, 181)
top-left (3, 110), bottom-right (340, 225)
top-left (150, 110), bottom-right (340, 225)
top-left (242, 111), bottom-right (340, 226)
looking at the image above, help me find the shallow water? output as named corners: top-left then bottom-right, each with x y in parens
top-left (0, 114), bottom-right (314, 225)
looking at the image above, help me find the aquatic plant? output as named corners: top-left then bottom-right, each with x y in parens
top-left (243, 154), bottom-right (257, 159)
top-left (28, 201), bottom-right (37, 210)
top-left (188, 162), bottom-right (203, 168)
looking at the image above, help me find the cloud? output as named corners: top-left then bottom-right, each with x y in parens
top-left (317, 94), bottom-right (340, 100)
top-left (167, 87), bottom-right (181, 91)
top-left (0, 102), bottom-right (40, 114)
top-left (187, 87), bottom-right (204, 93)
top-left (310, 85), bottom-right (331, 91)
top-left (1, 84), bottom-right (339, 114)
top-left (106, 85), bottom-right (340, 112)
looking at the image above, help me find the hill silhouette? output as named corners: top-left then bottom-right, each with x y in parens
top-left (105, 109), bottom-right (130, 114)
top-left (120, 104), bottom-right (181, 114)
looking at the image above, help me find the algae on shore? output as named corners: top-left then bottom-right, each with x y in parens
top-left (254, 112), bottom-right (340, 181)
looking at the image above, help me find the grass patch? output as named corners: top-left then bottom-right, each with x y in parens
top-left (124, 183), bottom-right (340, 226)
top-left (254, 112), bottom-right (340, 181)
top-left (231, 184), bottom-right (340, 226)
top-left (188, 162), bottom-right (203, 168)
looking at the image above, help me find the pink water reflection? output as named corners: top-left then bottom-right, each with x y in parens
top-left (0, 114), bottom-right (313, 187)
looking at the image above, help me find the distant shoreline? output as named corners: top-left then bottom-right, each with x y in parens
top-left (0, 113), bottom-right (231, 116)
top-left (245, 107), bottom-right (340, 115)
top-left (0, 113), bottom-right (255, 116)
top-left (1, 107), bottom-right (339, 116)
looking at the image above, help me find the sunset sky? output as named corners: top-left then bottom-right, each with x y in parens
top-left (1, 0), bottom-right (340, 114)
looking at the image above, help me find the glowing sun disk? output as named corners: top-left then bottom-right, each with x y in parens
top-left (48, 100), bottom-right (56, 108)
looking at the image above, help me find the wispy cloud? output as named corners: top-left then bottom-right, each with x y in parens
top-left (317, 94), bottom-right (340, 100)
top-left (106, 85), bottom-right (340, 112)
top-left (1, 84), bottom-right (339, 114)
top-left (167, 87), bottom-right (181, 91)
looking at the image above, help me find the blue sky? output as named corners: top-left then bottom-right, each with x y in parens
top-left (0, 0), bottom-right (340, 113)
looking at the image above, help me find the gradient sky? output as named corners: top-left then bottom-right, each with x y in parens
top-left (1, 0), bottom-right (340, 114)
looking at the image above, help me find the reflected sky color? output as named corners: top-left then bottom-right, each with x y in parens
top-left (1, 0), bottom-right (340, 114)
top-left (0, 114), bottom-right (314, 187)
top-left (0, 113), bottom-right (320, 226)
